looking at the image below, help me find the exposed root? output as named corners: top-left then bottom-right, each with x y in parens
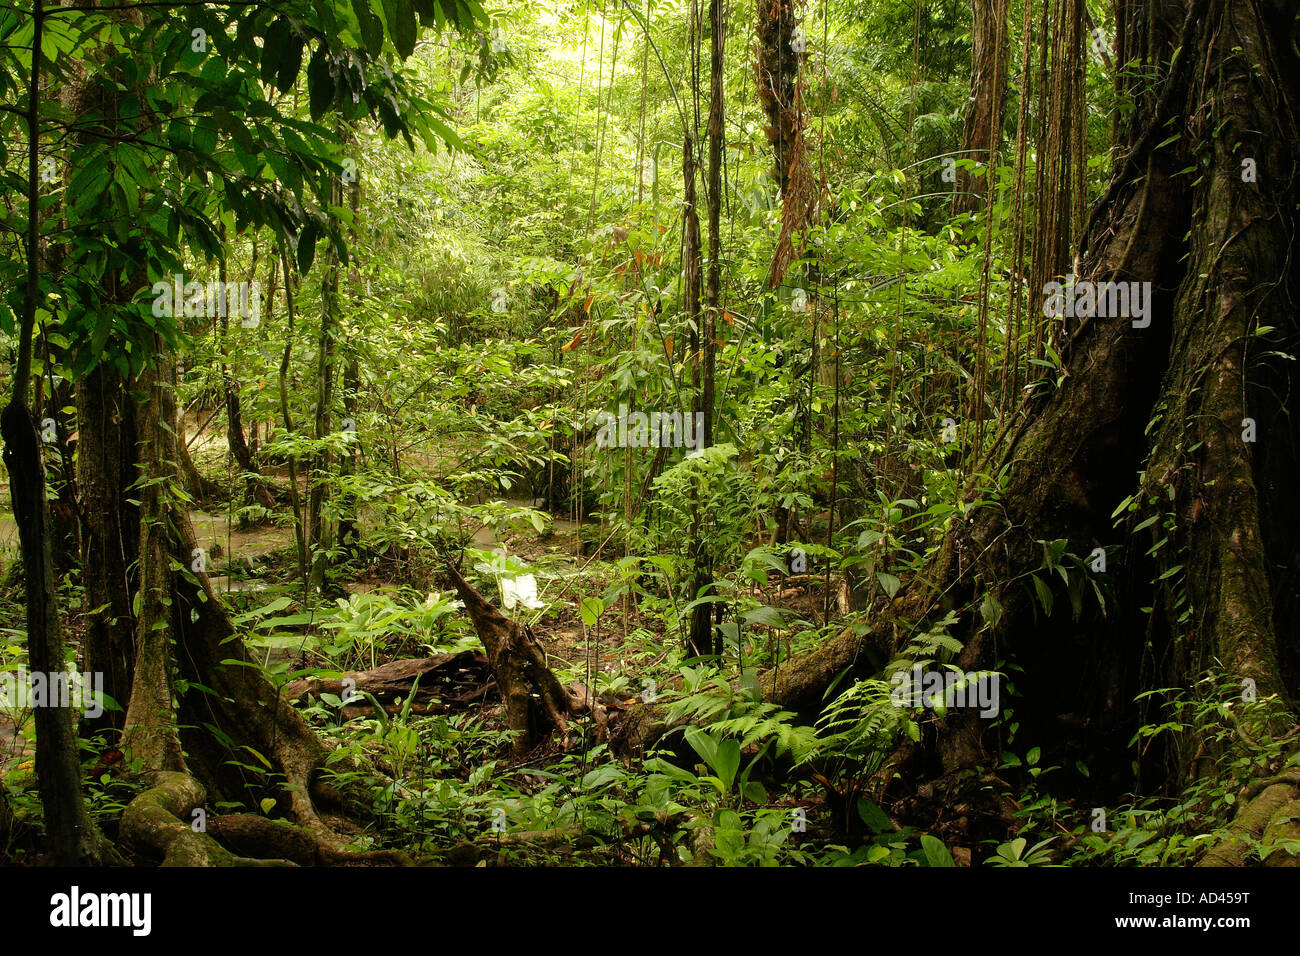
top-left (206, 814), bottom-right (410, 866)
top-left (119, 772), bottom-right (291, 866)
top-left (1200, 757), bottom-right (1300, 867)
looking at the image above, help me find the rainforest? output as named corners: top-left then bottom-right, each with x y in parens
top-left (0, 0), bottom-right (1296, 900)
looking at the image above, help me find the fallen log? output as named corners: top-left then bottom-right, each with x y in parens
top-left (280, 650), bottom-right (496, 717)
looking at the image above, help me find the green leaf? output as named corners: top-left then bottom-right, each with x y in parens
top-left (684, 727), bottom-right (717, 772)
top-left (579, 596), bottom-right (603, 627)
top-left (387, 0), bottom-right (419, 58)
top-left (243, 746), bottom-right (273, 770)
top-left (997, 837), bottom-right (1027, 862)
top-left (352, 0), bottom-right (385, 55)
top-left (979, 592), bottom-right (1002, 628)
top-left (261, 18), bottom-right (292, 85)
top-left (741, 780), bottom-right (768, 804)
top-left (740, 605), bottom-right (786, 628)
top-left (711, 739), bottom-right (741, 793)
top-left (1031, 574), bottom-right (1054, 616)
top-left (276, 31), bottom-right (306, 93)
top-left (297, 221), bottom-right (319, 273)
top-left (581, 764), bottom-right (625, 789)
top-left (920, 834), bottom-right (956, 867)
top-left (306, 47), bottom-right (335, 120)
top-left (856, 798), bottom-right (893, 834)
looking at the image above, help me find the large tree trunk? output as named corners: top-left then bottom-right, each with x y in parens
top-left (764, 0), bottom-right (1300, 861)
top-left (77, 361), bottom-right (140, 738)
top-left (755, 0), bottom-right (801, 198)
top-left (2, 396), bottom-right (118, 864)
top-left (120, 349), bottom-right (188, 773)
top-left (65, 0), bottom-right (153, 746)
top-left (757, 0), bottom-right (817, 288)
top-left (953, 0), bottom-right (1010, 213)
top-left (110, 350), bottom-right (376, 858)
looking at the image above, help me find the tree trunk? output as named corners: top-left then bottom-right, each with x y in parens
top-left (76, 361), bottom-right (140, 738)
top-left (337, 148), bottom-right (363, 550)
top-left (764, 0), bottom-right (1300, 861)
top-left (755, 0), bottom-right (801, 197)
top-left (35, 354), bottom-right (80, 570)
top-left (278, 248), bottom-right (311, 591)
top-left (2, 0), bottom-right (118, 864)
top-left (120, 347), bottom-right (188, 773)
top-left (308, 177), bottom-right (343, 590)
top-left (2, 399), bottom-right (119, 864)
top-left (683, 116), bottom-right (713, 657)
top-left (953, 0), bottom-right (1010, 213)
top-left (444, 562), bottom-right (583, 755)
top-left (688, 0), bottom-right (726, 660)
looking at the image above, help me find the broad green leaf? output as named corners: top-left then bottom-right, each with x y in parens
top-left (920, 833), bottom-right (956, 867)
top-left (388, 0), bottom-right (418, 58)
top-left (352, 0), bottom-right (385, 55)
top-left (579, 596), bottom-right (603, 627)
top-left (306, 46), bottom-right (335, 120)
top-left (261, 18), bottom-right (292, 85)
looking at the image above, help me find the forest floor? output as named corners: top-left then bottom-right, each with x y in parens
top-left (0, 424), bottom-right (959, 866)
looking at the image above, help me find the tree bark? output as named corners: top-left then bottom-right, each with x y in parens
top-left (688, 0), bottom-right (725, 659)
top-left (443, 562), bottom-right (583, 755)
top-left (76, 360), bottom-right (139, 738)
top-left (120, 347), bottom-right (188, 774)
top-left (755, 0), bottom-right (801, 197)
top-left (683, 117), bottom-right (714, 657)
top-left (953, 0), bottom-right (1010, 213)
top-left (308, 177), bottom-right (343, 590)
top-left (763, 0), bottom-right (1300, 861)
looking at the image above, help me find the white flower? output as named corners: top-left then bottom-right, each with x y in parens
top-left (502, 574), bottom-right (544, 610)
